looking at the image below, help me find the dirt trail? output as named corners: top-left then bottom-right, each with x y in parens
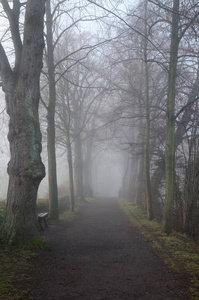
top-left (27, 197), bottom-right (189, 300)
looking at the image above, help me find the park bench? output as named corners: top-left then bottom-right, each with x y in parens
top-left (38, 212), bottom-right (49, 230)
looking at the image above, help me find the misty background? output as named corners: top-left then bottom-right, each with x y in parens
top-left (0, 0), bottom-right (137, 201)
top-left (1, 0), bottom-right (199, 238)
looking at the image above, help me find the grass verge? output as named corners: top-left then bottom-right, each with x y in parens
top-left (0, 245), bottom-right (37, 300)
top-left (118, 199), bottom-right (199, 299)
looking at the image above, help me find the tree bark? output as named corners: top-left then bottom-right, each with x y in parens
top-left (151, 62), bottom-right (199, 214)
top-left (0, 0), bottom-right (46, 244)
top-left (144, 0), bottom-right (153, 220)
top-left (46, 0), bottom-right (59, 220)
top-left (135, 156), bottom-right (146, 207)
top-left (57, 57), bottom-right (76, 212)
top-left (175, 64), bottom-right (199, 149)
top-left (163, 0), bottom-right (179, 234)
top-left (73, 93), bottom-right (85, 201)
top-left (183, 105), bottom-right (199, 236)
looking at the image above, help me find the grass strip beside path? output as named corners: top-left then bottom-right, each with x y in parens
top-left (119, 199), bottom-right (199, 299)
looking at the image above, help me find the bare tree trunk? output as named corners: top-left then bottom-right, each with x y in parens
top-left (84, 140), bottom-right (93, 198)
top-left (74, 134), bottom-right (85, 201)
top-left (183, 105), bottom-right (199, 237)
top-left (66, 132), bottom-right (75, 212)
top-left (175, 64), bottom-right (199, 148)
top-left (46, 0), bottom-right (59, 220)
top-left (144, 0), bottom-right (153, 220)
top-left (73, 88), bottom-right (85, 201)
top-left (135, 156), bottom-right (146, 207)
top-left (57, 57), bottom-right (76, 212)
top-left (151, 62), bottom-right (199, 213)
top-left (163, 0), bottom-right (179, 234)
top-left (134, 117), bottom-right (145, 206)
top-left (0, 0), bottom-right (46, 244)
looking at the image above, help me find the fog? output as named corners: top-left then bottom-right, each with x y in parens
top-left (0, 150), bottom-right (123, 201)
top-left (92, 151), bottom-right (122, 197)
top-left (0, 0), bottom-right (139, 203)
top-left (37, 150), bottom-right (123, 199)
top-left (1, 0), bottom-right (199, 248)
top-left (0, 91), bottom-right (9, 200)
top-left (0, 87), bottom-right (123, 200)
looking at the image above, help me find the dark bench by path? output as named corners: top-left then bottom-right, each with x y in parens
top-left (38, 212), bottom-right (49, 230)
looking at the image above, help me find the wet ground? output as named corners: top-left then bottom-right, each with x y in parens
top-left (27, 197), bottom-right (189, 299)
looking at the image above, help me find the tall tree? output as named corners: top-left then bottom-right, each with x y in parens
top-left (143, 0), bottom-right (153, 220)
top-left (0, 0), bottom-right (46, 244)
top-left (56, 73), bottom-right (75, 212)
top-left (163, 0), bottom-right (180, 234)
top-left (45, 0), bottom-right (59, 220)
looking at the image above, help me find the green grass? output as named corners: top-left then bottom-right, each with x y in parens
top-left (119, 199), bottom-right (199, 299)
top-left (0, 201), bottom-right (43, 299)
top-left (0, 199), bottom-right (47, 299)
top-left (0, 245), bottom-right (36, 300)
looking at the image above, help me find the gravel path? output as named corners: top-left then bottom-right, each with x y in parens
top-left (27, 197), bottom-right (189, 300)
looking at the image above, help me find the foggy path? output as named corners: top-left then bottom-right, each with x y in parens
top-left (29, 198), bottom-right (189, 299)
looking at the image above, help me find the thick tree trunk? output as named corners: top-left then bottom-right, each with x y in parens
top-left (46, 0), bottom-right (59, 220)
top-left (1, 0), bottom-right (46, 244)
top-left (163, 0), bottom-right (179, 234)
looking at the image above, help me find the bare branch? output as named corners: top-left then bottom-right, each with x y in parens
top-left (1, 0), bottom-right (23, 71)
top-left (0, 42), bottom-right (13, 88)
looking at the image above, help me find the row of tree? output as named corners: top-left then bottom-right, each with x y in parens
top-left (0, 0), bottom-right (199, 244)
top-left (0, 0), bottom-right (113, 244)
top-left (113, 0), bottom-right (199, 237)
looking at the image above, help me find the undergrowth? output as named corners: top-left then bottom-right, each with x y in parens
top-left (119, 199), bottom-right (199, 299)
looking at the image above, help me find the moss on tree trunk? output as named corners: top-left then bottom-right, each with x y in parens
top-left (0, 0), bottom-right (46, 245)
